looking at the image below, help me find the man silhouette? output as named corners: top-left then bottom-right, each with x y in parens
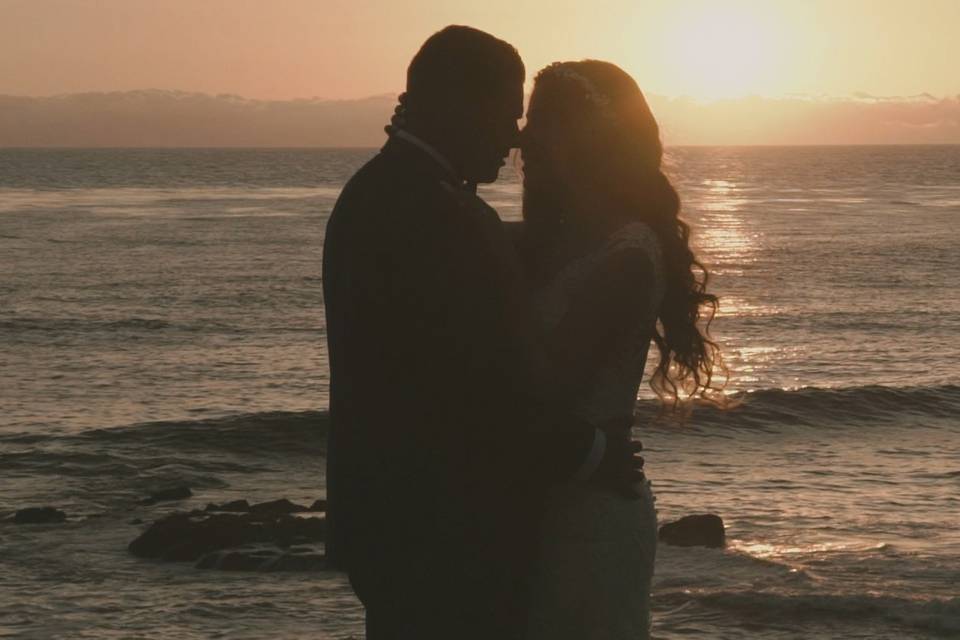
top-left (323, 25), bottom-right (642, 640)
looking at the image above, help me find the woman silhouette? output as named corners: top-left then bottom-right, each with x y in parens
top-left (518, 60), bottom-right (725, 639)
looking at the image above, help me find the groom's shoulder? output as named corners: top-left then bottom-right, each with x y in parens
top-left (335, 151), bottom-right (460, 222)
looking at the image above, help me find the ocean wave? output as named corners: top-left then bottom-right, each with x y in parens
top-left (0, 186), bottom-right (332, 214)
top-left (2, 384), bottom-right (956, 457)
top-left (670, 590), bottom-right (960, 634)
top-left (0, 316), bottom-right (242, 334)
top-left (0, 410), bottom-right (326, 461)
top-left (81, 410), bottom-right (329, 454)
top-left (0, 316), bottom-right (321, 335)
top-left (639, 384), bottom-right (960, 431)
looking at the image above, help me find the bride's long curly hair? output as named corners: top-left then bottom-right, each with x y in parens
top-left (520, 60), bottom-right (726, 408)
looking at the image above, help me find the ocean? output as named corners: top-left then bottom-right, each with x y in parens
top-left (1, 146), bottom-right (958, 639)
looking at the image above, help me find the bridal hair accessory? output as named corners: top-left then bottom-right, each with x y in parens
top-left (539, 62), bottom-right (616, 121)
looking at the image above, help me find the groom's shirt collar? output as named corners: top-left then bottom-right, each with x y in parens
top-left (389, 129), bottom-right (462, 187)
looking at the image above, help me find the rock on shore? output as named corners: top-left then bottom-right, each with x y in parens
top-left (658, 514), bottom-right (726, 548)
top-left (128, 498), bottom-right (327, 571)
top-left (13, 507), bottom-right (67, 524)
top-left (138, 486), bottom-right (193, 506)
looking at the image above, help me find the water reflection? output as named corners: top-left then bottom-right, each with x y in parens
top-left (691, 178), bottom-right (760, 270)
top-left (731, 539), bottom-right (891, 561)
top-left (683, 177), bottom-right (772, 391)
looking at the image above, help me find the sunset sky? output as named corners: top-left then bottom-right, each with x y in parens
top-left (2, 0), bottom-right (959, 146)
top-left (3, 0), bottom-right (959, 101)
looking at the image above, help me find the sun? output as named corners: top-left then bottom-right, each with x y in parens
top-left (664, 5), bottom-right (784, 100)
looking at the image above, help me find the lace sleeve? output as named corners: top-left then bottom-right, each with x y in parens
top-left (605, 222), bottom-right (665, 310)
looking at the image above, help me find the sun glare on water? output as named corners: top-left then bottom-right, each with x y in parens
top-left (661, 4), bottom-right (786, 100)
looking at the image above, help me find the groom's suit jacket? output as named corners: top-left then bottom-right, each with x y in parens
top-left (322, 135), bottom-right (596, 604)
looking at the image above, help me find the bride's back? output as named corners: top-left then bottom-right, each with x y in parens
top-left (533, 221), bottom-right (665, 422)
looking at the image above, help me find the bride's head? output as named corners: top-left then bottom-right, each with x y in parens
top-left (521, 60), bottom-right (662, 228)
top-left (521, 60), bottom-right (726, 408)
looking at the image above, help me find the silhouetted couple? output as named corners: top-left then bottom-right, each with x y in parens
top-left (324, 25), bottom-right (721, 640)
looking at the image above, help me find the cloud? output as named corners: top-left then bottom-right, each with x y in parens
top-left (1, 90), bottom-right (958, 147)
top-left (648, 93), bottom-right (960, 145)
top-left (0, 90), bottom-right (396, 147)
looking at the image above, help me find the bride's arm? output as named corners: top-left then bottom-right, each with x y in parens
top-left (545, 248), bottom-right (657, 401)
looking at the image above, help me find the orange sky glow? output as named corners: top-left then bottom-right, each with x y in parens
top-left (2, 0), bottom-right (958, 145)
top-left (3, 0), bottom-right (959, 100)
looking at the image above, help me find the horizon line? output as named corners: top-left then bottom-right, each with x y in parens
top-left (4, 143), bottom-right (960, 150)
top-left (2, 88), bottom-right (959, 104)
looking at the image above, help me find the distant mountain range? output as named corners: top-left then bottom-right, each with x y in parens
top-left (1, 89), bottom-right (958, 147)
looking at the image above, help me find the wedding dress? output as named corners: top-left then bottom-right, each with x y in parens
top-left (527, 221), bottom-right (664, 640)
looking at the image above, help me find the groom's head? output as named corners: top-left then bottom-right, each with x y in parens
top-left (402, 26), bottom-right (524, 184)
